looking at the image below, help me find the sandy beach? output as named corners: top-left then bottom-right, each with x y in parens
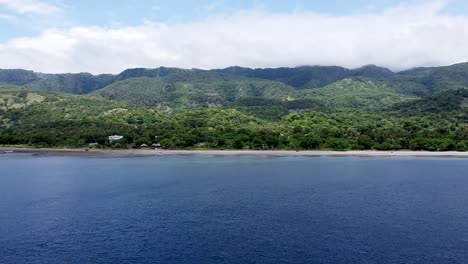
top-left (1, 147), bottom-right (468, 157)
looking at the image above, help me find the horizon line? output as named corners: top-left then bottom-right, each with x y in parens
top-left (1, 61), bottom-right (466, 76)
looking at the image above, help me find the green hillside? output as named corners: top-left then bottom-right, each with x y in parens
top-left (215, 65), bottom-right (394, 89)
top-left (387, 62), bottom-right (468, 96)
top-left (0, 89), bottom-right (166, 146)
top-left (1, 63), bottom-right (468, 151)
top-left (0, 83), bottom-right (22, 91)
top-left (23, 73), bottom-right (115, 94)
top-left (0, 69), bottom-right (39, 86)
top-left (232, 78), bottom-right (417, 120)
top-left (3, 62), bottom-right (468, 97)
top-left (215, 66), bottom-right (353, 89)
top-left (92, 73), bottom-right (296, 110)
top-left (300, 78), bottom-right (417, 111)
top-left (393, 88), bottom-right (468, 116)
top-left (0, 84), bottom-right (45, 111)
top-left (0, 87), bottom-right (466, 151)
top-left (91, 72), bottom-right (412, 118)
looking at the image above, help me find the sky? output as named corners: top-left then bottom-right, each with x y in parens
top-left (1, 0), bottom-right (468, 73)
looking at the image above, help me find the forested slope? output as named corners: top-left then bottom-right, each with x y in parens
top-left (1, 63), bottom-right (468, 151)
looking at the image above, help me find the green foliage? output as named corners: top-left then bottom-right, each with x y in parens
top-left (0, 69), bottom-right (39, 86)
top-left (215, 65), bottom-right (393, 89)
top-left (2, 62), bottom-right (468, 99)
top-left (0, 83), bottom-right (23, 91)
top-left (387, 62), bottom-right (468, 96)
top-left (300, 134), bottom-right (322, 149)
top-left (92, 73), bottom-right (296, 110)
top-left (393, 88), bottom-right (468, 116)
top-left (0, 91), bottom-right (466, 151)
top-left (231, 78), bottom-right (415, 119)
top-left (299, 78), bottom-right (416, 111)
top-left (1, 65), bottom-right (468, 152)
top-left (24, 73), bottom-right (115, 94)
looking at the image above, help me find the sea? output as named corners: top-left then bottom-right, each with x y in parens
top-left (1, 154), bottom-right (467, 264)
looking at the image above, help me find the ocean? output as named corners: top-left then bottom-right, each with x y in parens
top-left (1, 154), bottom-right (467, 263)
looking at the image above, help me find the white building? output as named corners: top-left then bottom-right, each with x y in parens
top-left (109, 135), bottom-right (124, 142)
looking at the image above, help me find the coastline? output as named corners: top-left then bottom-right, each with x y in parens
top-left (1, 147), bottom-right (468, 158)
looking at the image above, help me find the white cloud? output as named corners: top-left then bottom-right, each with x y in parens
top-left (0, 0), bottom-right (468, 74)
top-left (0, 0), bottom-right (61, 15)
top-left (0, 13), bottom-right (16, 21)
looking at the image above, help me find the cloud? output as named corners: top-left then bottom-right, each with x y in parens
top-left (0, 13), bottom-right (16, 21)
top-left (0, 0), bottom-right (467, 74)
top-left (0, 0), bottom-right (62, 15)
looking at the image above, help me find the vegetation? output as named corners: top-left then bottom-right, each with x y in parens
top-left (24, 73), bottom-right (115, 94)
top-left (299, 78), bottom-right (417, 111)
top-left (215, 65), bottom-right (394, 89)
top-left (385, 62), bottom-right (468, 96)
top-left (0, 63), bottom-right (467, 151)
top-left (92, 72), bottom-right (295, 110)
top-left (3, 62), bottom-right (468, 95)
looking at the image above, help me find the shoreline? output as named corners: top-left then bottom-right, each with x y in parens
top-left (1, 147), bottom-right (468, 158)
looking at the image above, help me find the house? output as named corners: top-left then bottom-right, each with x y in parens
top-left (109, 135), bottom-right (124, 142)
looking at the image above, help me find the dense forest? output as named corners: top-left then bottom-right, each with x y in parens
top-left (0, 63), bottom-right (467, 151)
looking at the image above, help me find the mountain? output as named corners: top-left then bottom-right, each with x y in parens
top-left (0, 64), bottom-right (395, 94)
top-left (0, 88), bottom-right (272, 148)
top-left (0, 67), bottom-right (192, 95)
top-left (0, 69), bottom-right (40, 86)
top-left (386, 62), bottom-right (468, 96)
top-left (0, 88), bottom-right (168, 146)
top-left (92, 71), bottom-right (296, 110)
top-left (94, 69), bottom-right (412, 116)
top-left (215, 65), bottom-right (394, 89)
top-left (114, 67), bottom-right (188, 81)
top-left (24, 73), bottom-right (116, 94)
top-left (0, 69), bottom-right (115, 94)
top-left (231, 78), bottom-right (415, 120)
top-left (0, 84), bottom-right (44, 111)
top-left (0, 83), bottom-right (22, 91)
top-left (352, 65), bottom-right (394, 79)
top-left (2, 62), bottom-right (468, 97)
top-left (393, 88), bottom-right (468, 115)
top-left (214, 66), bottom-right (352, 89)
top-left (1, 87), bottom-right (466, 151)
top-left (299, 78), bottom-right (416, 111)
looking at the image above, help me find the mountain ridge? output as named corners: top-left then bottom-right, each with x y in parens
top-left (1, 62), bottom-right (467, 96)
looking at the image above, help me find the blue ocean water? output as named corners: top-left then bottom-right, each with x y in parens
top-left (0, 154), bottom-right (467, 264)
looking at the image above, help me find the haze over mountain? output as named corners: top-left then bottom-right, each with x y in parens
top-left (1, 1), bottom-right (468, 73)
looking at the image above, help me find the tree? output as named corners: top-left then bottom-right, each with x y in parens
top-left (300, 134), bottom-right (321, 149)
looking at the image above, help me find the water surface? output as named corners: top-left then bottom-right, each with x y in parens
top-left (1, 155), bottom-right (467, 264)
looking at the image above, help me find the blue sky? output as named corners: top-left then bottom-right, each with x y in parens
top-left (1, 0), bottom-right (468, 73)
top-left (68, 0), bottom-right (399, 25)
top-left (2, 0), bottom-right (467, 41)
